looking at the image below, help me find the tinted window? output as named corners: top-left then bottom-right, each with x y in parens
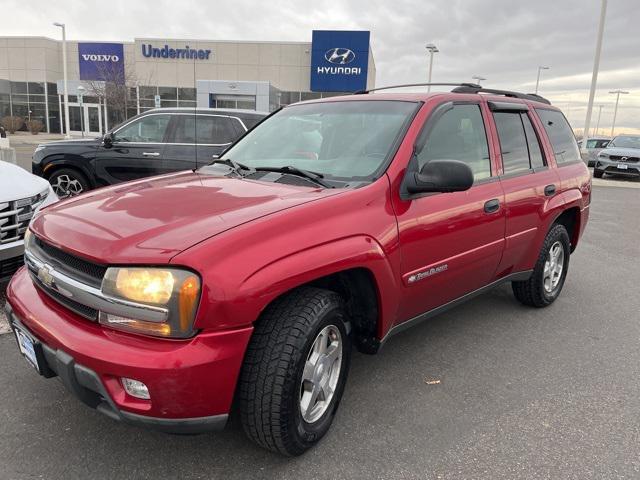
top-left (596, 140), bottom-right (610, 148)
top-left (493, 112), bottom-right (530, 174)
top-left (536, 109), bottom-right (580, 164)
top-left (418, 104), bottom-right (491, 180)
top-left (173, 115), bottom-right (239, 144)
top-left (521, 114), bottom-right (545, 169)
top-left (238, 115), bottom-right (263, 129)
top-left (116, 114), bottom-right (171, 143)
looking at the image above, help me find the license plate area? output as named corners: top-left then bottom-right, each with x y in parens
top-left (12, 323), bottom-right (46, 374)
top-left (617, 164), bottom-right (628, 170)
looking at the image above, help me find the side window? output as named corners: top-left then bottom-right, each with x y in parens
top-left (173, 115), bottom-right (239, 145)
top-left (116, 115), bottom-right (171, 143)
top-left (521, 114), bottom-right (546, 169)
top-left (493, 112), bottom-right (530, 174)
top-left (535, 109), bottom-right (581, 164)
top-left (586, 139), bottom-right (598, 148)
top-left (596, 140), bottom-right (610, 148)
top-left (417, 104), bottom-right (491, 181)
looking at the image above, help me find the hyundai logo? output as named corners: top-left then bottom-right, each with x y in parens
top-left (325, 48), bottom-right (356, 65)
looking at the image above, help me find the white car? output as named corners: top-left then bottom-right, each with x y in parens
top-left (1, 160), bottom-right (58, 281)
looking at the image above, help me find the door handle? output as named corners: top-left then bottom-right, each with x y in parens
top-left (544, 184), bottom-right (556, 196)
top-left (142, 152), bottom-right (160, 157)
top-left (484, 198), bottom-right (501, 214)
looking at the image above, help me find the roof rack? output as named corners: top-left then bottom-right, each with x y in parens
top-left (354, 82), bottom-right (551, 105)
top-left (451, 85), bottom-right (551, 105)
top-left (354, 82), bottom-right (481, 94)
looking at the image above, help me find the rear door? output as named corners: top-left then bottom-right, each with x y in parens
top-left (394, 102), bottom-right (506, 322)
top-left (94, 113), bottom-right (173, 185)
top-left (164, 114), bottom-right (246, 169)
top-left (488, 102), bottom-right (561, 275)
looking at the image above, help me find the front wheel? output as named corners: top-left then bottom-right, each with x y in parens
top-left (512, 223), bottom-right (571, 307)
top-left (594, 169), bottom-right (604, 179)
top-left (49, 168), bottom-right (90, 198)
top-left (238, 287), bottom-right (351, 456)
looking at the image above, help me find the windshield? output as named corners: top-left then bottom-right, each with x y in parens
top-left (609, 136), bottom-right (640, 149)
top-left (217, 100), bottom-right (419, 185)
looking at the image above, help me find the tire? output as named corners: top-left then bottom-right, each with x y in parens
top-left (512, 223), bottom-right (571, 308)
top-left (238, 287), bottom-right (351, 456)
top-left (594, 169), bottom-right (604, 178)
top-left (49, 168), bottom-right (90, 198)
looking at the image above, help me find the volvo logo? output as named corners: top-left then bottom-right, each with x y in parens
top-left (37, 264), bottom-right (54, 289)
top-left (325, 48), bottom-right (356, 65)
top-left (621, 156), bottom-right (628, 161)
top-left (81, 54), bottom-right (120, 62)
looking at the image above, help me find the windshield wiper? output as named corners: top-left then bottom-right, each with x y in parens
top-left (209, 158), bottom-right (254, 176)
top-left (253, 166), bottom-right (333, 188)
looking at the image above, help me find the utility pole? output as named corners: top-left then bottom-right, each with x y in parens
top-left (594, 105), bottom-right (603, 135)
top-left (581, 0), bottom-right (608, 153)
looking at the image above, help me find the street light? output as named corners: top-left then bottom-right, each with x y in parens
top-left (581, 0), bottom-right (608, 153)
top-left (425, 43), bottom-right (439, 92)
top-left (609, 90), bottom-right (629, 137)
top-left (535, 66), bottom-right (549, 94)
top-left (53, 22), bottom-right (71, 139)
top-left (472, 75), bottom-right (486, 85)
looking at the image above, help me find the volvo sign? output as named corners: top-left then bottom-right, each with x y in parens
top-left (310, 31), bottom-right (370, 92)
top-left (78, 43), bottom-right (125, 82)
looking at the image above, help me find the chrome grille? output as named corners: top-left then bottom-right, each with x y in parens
top-left (0, 193), bottom-right (45, 245)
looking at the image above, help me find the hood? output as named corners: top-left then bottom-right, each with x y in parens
top-left (0, 160), bottom-right (50, 203)
top-left (601, 147), bottom-right (640, 158)
top-left (40, 138), bottom-right (101, 148)
top-left (30, 171), bottom-right (342, 264)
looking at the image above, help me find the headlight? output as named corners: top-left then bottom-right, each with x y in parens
top-left (100, 267), bottom-right (201, 338)
top-left (598, 153), bottom-right (609, 159)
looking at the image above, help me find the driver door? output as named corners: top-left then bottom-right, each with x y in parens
top-left (94, 113), bottom-right (174, 186)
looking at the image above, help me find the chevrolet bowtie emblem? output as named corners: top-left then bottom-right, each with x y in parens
top-left (37, 264), bottom-right (54, 288)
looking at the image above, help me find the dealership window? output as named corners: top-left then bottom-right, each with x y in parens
top-left (139, 86), bottom-right (157, 99)
top-left (178, 87), bottom-right (196, 101)
top-left (301, 92), bottom-right (321, 101)
top-left (28, 82), bottom-right (45, 95)
top-left (10, 82), bottom-right (27, 94)
top-left (159, 86), bottom-right (177, 100)
top-left (47, 82), bottom-right (58, 95)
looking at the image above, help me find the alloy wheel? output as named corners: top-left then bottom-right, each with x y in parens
top-left (51, 174), bottom-right (84, 198)
top-left (543, 240), bottom-right (564, 293)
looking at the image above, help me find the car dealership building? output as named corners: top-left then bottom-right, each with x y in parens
top-left (0, 31), bottom-right (376, 135)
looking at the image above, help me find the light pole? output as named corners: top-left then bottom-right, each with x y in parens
top-left (425, 43), bottom-right (439, 92)
top-left (581, 0), bottom-right (608, 153)
top-left (77, 85), bottom-right (86, 138)
top-left (472, 75), bottom-right (486, 86)
top-left (53, 22), bottom-right (71, 139)
top-left (609, 90), bottom-right (629, 137)
top-left (594, 104), bottom-right (603, 135)
top-left (535, 66), bottom-right (549, 94)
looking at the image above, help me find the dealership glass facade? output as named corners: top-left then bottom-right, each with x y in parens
top-left (0, 34), bottom-right (375, 134)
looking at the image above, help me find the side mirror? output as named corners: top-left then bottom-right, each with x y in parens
top-left (405, 159), bottom-right (474, 194)
top-left (102, 132), bottom-right (114, 148)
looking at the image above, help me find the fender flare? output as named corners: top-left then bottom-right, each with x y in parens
top-left (42, 156), bottom-right (95, 188)
top-left (236, 235), bottom-right (400, 338)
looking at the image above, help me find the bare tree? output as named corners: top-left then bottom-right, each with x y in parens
top-left (84, 60), bottom-right (154, 129)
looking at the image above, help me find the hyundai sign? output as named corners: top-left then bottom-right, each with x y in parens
top-left (78, 43), bottom-right (125, 83)
top-left (310, 30), bottom-right (370, 92)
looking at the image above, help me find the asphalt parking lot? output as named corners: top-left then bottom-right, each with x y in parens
top-left (1, 184), bottom-right (639, 479)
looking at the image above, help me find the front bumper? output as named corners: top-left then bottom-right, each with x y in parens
top-left (6, 267), bottom-right (253, 433)
top-left (595, 159), bottom-right (640, 176)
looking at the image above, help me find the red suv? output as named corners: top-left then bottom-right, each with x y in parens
top-left (6, 84), bottom-right (590, 456)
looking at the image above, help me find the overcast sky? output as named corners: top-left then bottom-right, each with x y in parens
top-left (5, 0), bottom-right (639, 134)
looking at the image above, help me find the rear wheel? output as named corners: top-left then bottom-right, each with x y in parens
top-left (512, 223), bottom-right (570, 307)
top-left (49, 168), bottom-right (89, 198)
top-left (238, 287), bottom-right (351, 456)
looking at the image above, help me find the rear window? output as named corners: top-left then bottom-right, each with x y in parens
top-left (536, 109), bottom-right (580, 165)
